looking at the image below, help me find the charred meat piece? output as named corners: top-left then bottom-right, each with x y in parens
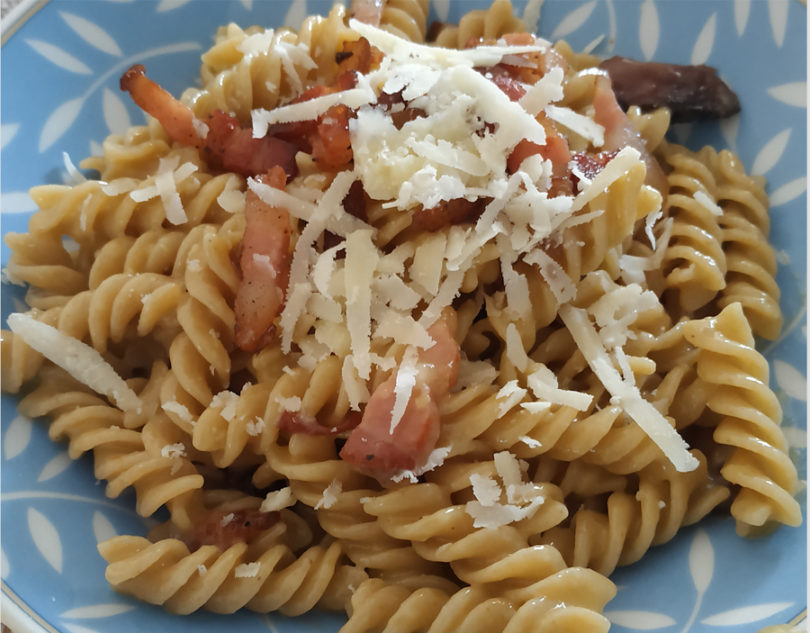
top-left (598, 56), bottom-right (741, 122)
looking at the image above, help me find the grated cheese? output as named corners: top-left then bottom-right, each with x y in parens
top-left (558, 304), bottom-right (698, 472)
top-left (470, 473), bottom-right (501, 506)
top-left (545, 105), bottom-right (605, 146)
top-left (7, 313), bottom-right (142, 413)
top-left (234, 562), bottom-right (261, 578)
top-left (246, 417), bottom-right (265, 437)
top-left (160, 443), bottom-right (186, 459)
top-left (524, 248), bottom-right (577, 304)
top-left (693, 189), bottom-right (723, 216)
top-left (391, 445), bottom-right (451, 483)
top-left (344, 229), bottom-right (378, 379)
top-left (389, 345), bottom-right (420, 434)
top-left (211, 390), bottom-right (239, 422)
top-left (527, 364), bottom-right (594, 410)
top-left (464, 450), bottom-right (546, 528)
top-left (260, 486), bottom-right (296, 512)
top-left (315, 480), bottom-right (342, 510)
top-left (161, 400), bottom-right (193, 423)
top-left (495, 380), bottom-right (528, 417)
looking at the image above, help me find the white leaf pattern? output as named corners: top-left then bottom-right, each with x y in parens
top-left (59, 12), bottom-right (123, 57)
top-left (4, 414), bottom-right (32, 460)
top-left (551, 1), bottom-right (597, 41)
top-left (701, 602), bottom-right (794, 626)
top-left (27, 508), bottom-right (63, 573)
top-left (690, 13), bottom-right (716, 65)
top-left (769, 176), bottom-right (806, 207)
top-left (92, 511), bottom-right (118, 543)
top-left (688, 528), bottom-right (714, 594)
top-left (522, 0), bottom-right (543, 36)
top-left (433, 0), bottom-right (450, 22)
top-left (752, 128), bottom-right (791, 175)
top-left (767, 81), bottom-right (807, 108)
top-left (25, 39), bottom-right (92, 74)
top-left (638, 0), bottom-right (659, 61)
top-left (782, 426), bottom-right (807, 449)
top-left (606, 610), bottom-right (677, 630)
top-left (1, 122), bottom-right (20, 150)
top-left (719, 116), bottom-right (739, 151)
top-left (773, 360), bottom-right (807, 401)
top-left (63, 624), bottom-right (105, 633)
top-left (768, 0), bottom-right (789, 47)
top-left (39, 97), bottom-right (84, 153)
top-left (734, 0), bottom-right (750, 36)
top-left (37, 451), bottom-right (73, 482)
top-left (284, 0), bottom-right (308, 30)
top-left (1, 191), bottom-right (37, 214)
top-left (61, 604), bottom-right (135, 619)
top-left (156, 0), bottom-right (192, 12)
top-left (102, 88), bottom-right (131, 135)
top-left (238, 0), bottom-right (253, 9)
top-left (1, 547), bottom-right (9, 580)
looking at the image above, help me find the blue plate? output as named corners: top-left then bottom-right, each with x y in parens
top-left (2, 1), bottom-right (806, 632)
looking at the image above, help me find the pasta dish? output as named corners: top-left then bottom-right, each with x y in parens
top-left (1, 1), bottom-right (801, 631)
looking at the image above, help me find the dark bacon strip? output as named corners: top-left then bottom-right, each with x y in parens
top-left (598, 56), bottom-right (741, 122)
top-left (412, 197), bottom-right (490, 232)
top-left (279, 410), bottom-right (362, 436)
top-left (189, 509), bottom-right (280, 550)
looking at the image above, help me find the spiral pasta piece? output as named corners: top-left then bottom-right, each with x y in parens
top-left (432, 0), bottom-right (525, 48)
top-left (98, 532), bottom-right (363, 616)
top-left (682, 303), bottom-right (801, 534)
top-left (538, 451), bottom-right (729, 576)
top-left (710, 149), bottom-right (782, 339)
top-left (18, 364), bottom-right (204, 520)
top-left (657, 143), bottom-right (726, 314)
top-left (341, 575), bottom-right (613, 633)
top-left (377, 0), bottom-right (430, 43)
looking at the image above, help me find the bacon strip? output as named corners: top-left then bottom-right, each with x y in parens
top-left (189, 509), bottom-right (280, 550)
top-left (339, 310), bottom-right (460, 479)
top-left (233, 166), bottom-right (291, 352)
top-left (121, 65), bottom-right (298, 178)
top-left (592, 74), bottom-right (668, 195)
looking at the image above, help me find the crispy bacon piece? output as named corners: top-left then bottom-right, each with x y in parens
top-left (507, 112), bottom-right (573, 196)
top-left (339, 310), bottom-right (460, 479)
top-left (599, 56), bottom-right (741, 122)
top-left (279, 410), bottom-right (362, 436)
top-left (592, 74), bottom-right (669, 196)
top-left (337, 36), bottom-right (384, 75)
top-left (120, 65), bottom-right (298, 179)
top-left (570, 150), bottom-right (620, 184)
top-left (412, 197), bottom-right (489, 232)
top-left (189, 509), bottom-right (280, 550)
top-left (234, 166), bottom-right (291, 352)
top-left (311, 104), bottom-right (354, 170)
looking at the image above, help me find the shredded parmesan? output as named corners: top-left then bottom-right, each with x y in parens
top-left (315, 480), bottom-right (342, 510)
top-left (7, 313), bottom-right (142, 413)
top-left (260, 487), bottom-right (297, 512)
top-left (389, 345), bottom-right (420, 433)
top-left (558, 304), bottom-right (698, 472)
top-left (234, 562), bottom-right (261, 578)
top-left (160, 443), bottom-right (186, 459)
top-left (211, 390), bottom-right (239, 422)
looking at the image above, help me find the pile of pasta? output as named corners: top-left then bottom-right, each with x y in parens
top-left (1, 1), bottom-right (802, 631)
